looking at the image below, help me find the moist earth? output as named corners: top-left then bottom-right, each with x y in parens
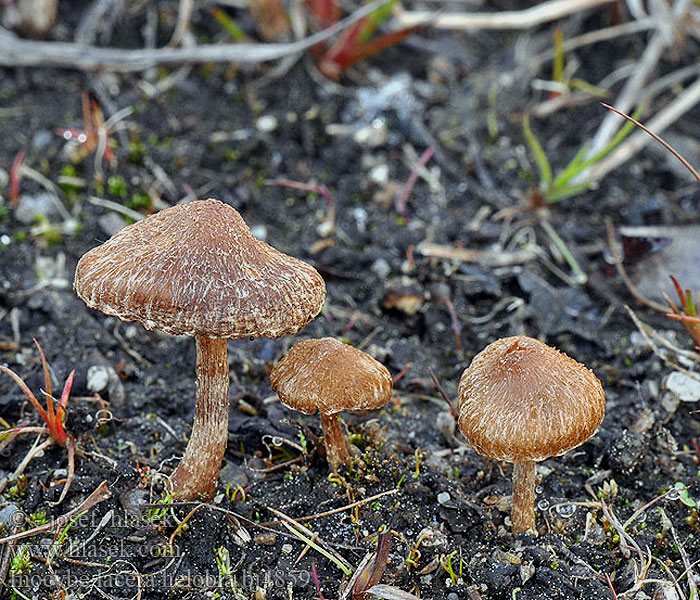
top-left (1, 3), bottom-right (700, 600)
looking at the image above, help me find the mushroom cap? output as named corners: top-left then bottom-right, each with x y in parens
top-left (74, 199), bottom-right (326, 338)
top-left (458, 335), bottom-right (605, 463)
top-left (269, 337), bottom-right (393, 415)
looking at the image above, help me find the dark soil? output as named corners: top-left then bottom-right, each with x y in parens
top-left (1, 3), bottom-right (700, 600)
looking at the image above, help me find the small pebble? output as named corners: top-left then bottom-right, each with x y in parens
top-left (251, 224), bottom-right (268, 241)
top-left (31, 130), bottom-right (53, 150)
top-left (256, 115), bottom-right (278, 133)
top-left (437, 491), bottom-right (451, 505)
top-left (354, 121), bottom-right (388, 147)
top-left (254, 533), bottom-right (278, 546)
top-left (14, 192), bottom-right (60, 225)
top-left (87, 365), bottom-right (110, 393)
top-left (350, 207), bottom-right (367, 233)
top-left (371, 258), bottom-right (391, 279)
top-left (663, 370), bottom-right (700, 402)
top-left (368, 164), bottom-right (389, 186)
top-left (281, 543), bottom-right (293, 554)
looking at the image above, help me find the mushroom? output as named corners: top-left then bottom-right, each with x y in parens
top-left (457, 335), bottom-right (605, 534)
top-left (269, 337), bottom-right (393, 471)
top-left (74, 199), bottom-right (326, 499)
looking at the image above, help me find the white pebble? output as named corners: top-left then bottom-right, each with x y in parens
top-left (87, 365), bottom-right (110, 393)
top-left (664, 370), bottom-right (700, 402)
top-left (256, 115), bottom-right (278, 133)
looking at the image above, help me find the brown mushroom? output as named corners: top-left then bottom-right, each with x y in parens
top-left (269, 337), bottom-right (393, 471)
top-left (458, 335), bottom-right (605, 534)
top-left (74, 199), bottom-right (326, 499)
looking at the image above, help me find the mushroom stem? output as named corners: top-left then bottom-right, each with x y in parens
top-left (511, 460), bottom-right (537, 534)
top-left (319, 411), bottom-right (351, 472)
top-left (170, 336), bottom-right (230, 499)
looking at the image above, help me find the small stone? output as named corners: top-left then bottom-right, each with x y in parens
top-left (256, 115), bottom-right (278, 133)
top-left (663, 370), bottom-right (700, 402)
top-left (437, 491), bottom-right (451, 505)
top-left (436, 411), bottom-right (456, 443)
top-left (371, 258), bottom-right (391, 279)
top-left (350, 207), bottom-right (367, 233)
top-left (281, 543), bottom-right (293, 554)
top-left (254, 532), bottom-right (277, 546)
top-left (316, 220), bottom-right (334, 238)
top-left (87, 365), bottom-right (110, 393)
top-left (606, 429), bottom-right (648, 474)
top-left (218, 461), bottom-right (249, 490)
top-left (14, 192), bottom-right (60, 225)
top-left (368, 164), bottom-right (390, 186)
top-left (31, 130), bottom-right (53, 150)
top-left (251, 224), bottom-right (268, 241)
top-left (381, 279), bottom-right (423, 315)
top-left (354, 122), bottom-right (388, 147)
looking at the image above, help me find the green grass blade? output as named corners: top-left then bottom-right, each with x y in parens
top-left (522, 114), bottom-right (552, 190)
top-left (278, 519), bottom-right (353, 575)
top-left (544, 181), bottom-right (591, 203)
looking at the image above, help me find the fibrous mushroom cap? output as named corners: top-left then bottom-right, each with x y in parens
top-left (74, 199), bottom-right (326, 338)
top-left (458, 335), bottom-right (605, 463)
top-left (270, 337), bottom-right (393, 415)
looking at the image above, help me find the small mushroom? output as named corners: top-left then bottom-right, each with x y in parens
top-left (269, 337), bottom-right (393, 471)
top-left (458, 335), bottom-right (605, 534)
top-left (74, 199), bottom-right (326, 499)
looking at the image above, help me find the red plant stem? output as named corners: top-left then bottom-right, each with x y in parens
top-left (440, 297), bottom-right (463, 351)
top-left (10, 151), bottom-right (25, 206)
top-left (667, 313), bottom-right (700, 324)
top-left (264, 179), bottom-right (335, 226)
top-left (341, 313), bottom-right (359, 333)
top-left (170, 336), bottom-right (230, 499)
top-left (311, 564), bottom-right (326, 600)
top-left (395, 147), bottom-right (434, 219)
top-left (392, 363), bottom-right (410, 385)
top-left (34, 339), bottom-right (52, 397)
top-left (406, 245), bottom-right (415, 267)
top-left (605, 573), bottom-right (619, 600)
top-left (0, 366), bottom-right (50, 429)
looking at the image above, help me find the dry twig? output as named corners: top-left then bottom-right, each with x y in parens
top-left (0, 0), bottom-right (390, 71)
top-left (585, 0), bottom-right (693, 158)
top-left (395, 0), bottom-right (615, 30)
top-left (0, 481), bottom-right (111, 545)
top-left (589, 76), bottom-right (700, 183)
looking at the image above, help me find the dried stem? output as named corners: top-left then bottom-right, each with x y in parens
top-left (395, 0), bottom-right (615, 29)
top-left (0, 0), bottom-right (391, 71)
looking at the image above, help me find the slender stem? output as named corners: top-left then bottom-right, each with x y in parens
top-left (511, 461), bottom-right (537, 534)
top-left (170, 336), bottom-right (230, 499)
top-left (319, 411), bottom-right (351, 472)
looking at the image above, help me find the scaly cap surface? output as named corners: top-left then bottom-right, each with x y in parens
top-left (270, 337), bottom-right (393, 415)
top-left (458, 335), bottom-right (605, 462)
top-left (74, 199), bottom-right (326, 338)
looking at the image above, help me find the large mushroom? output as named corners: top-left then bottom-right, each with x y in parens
top-left (269, 337), bottom-right (393, 471)
top-left (458, 335), bottom-right (605, 534)
top-left (74, 199), bottom-right (326, 499)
